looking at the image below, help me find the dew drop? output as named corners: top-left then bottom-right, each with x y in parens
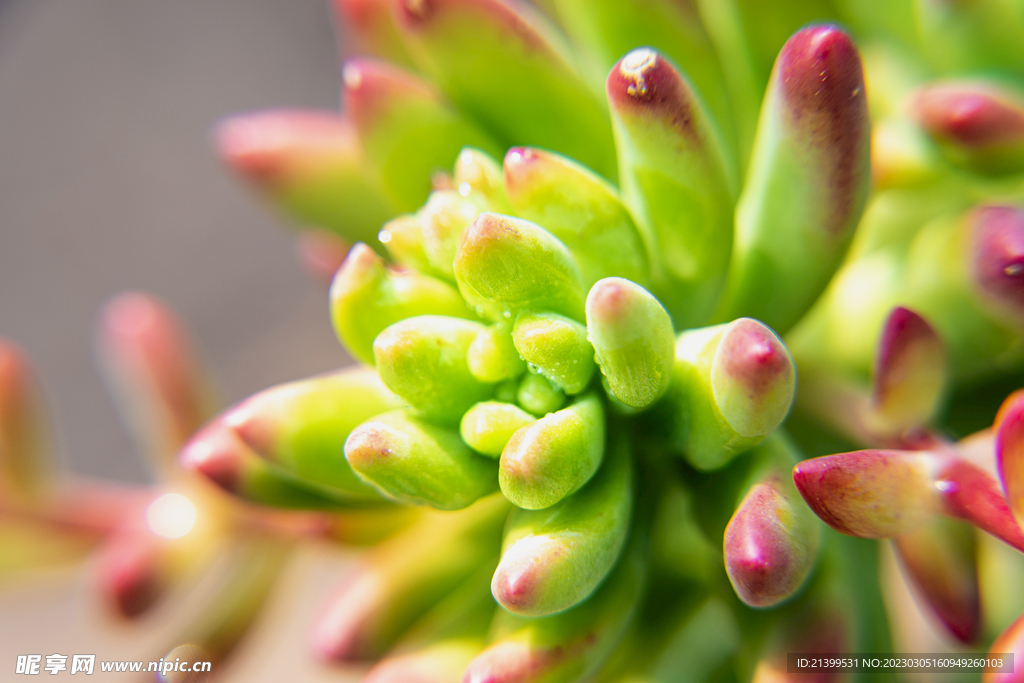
top-left (459, 182), bottom-right (472, 197)
top-left (378, 229), bottom-right (392, 244)
top-left (1005, 262), bottom-right (1024, 277)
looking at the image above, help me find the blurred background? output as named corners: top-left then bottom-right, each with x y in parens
top-left (0, 0), bottom-right (353, 484)
top-left (0, 1), bottom-right (365, 680)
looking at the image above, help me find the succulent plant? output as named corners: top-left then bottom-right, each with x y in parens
top-left (7, 0), bottom-right (1024, 681)
top-left (202, 0), bottom-right (1024, 679)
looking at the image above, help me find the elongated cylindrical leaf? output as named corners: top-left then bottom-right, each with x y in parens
top-left (894, 517), bottom-right (980, 644)
top-left (95, 293), bottom-right (217, 475)
top-left (344, 58), bottom-right (500, 211)
top-left (717, 25), bottom-right (870, 333)
top-left (516, 372), bottom-right (566, 417)
top-left (379, 213), bottom-right (433, 272)
top-left (310, 495), bottom-right (507, 661)
top-left (374, 315), bottom-right (491, 424)
top-left (503, 147), bottom-right (649, 289)
top-left (936, 457), bottom-right (1024, 554)
top-left (867, 306), bottom-right (946, 437)
top-left (550, 0), bottom-right (736, 158)
top-left (493, 430), bottom-right (629, 615)
top-left (670, 318), bottom-right (795, 470)
top-left (391, 0), bottom-right (617, 179)
top-left (180, 421), bottom-right (363, 510)
top-left (417, 190), bottom-right (481, 281)
top-left (798, 441), bottom-right (1024, 553)
top-left (997, 389), bottom-right (1024, 529)
top-left (468, 501), bottom-right (645, 681)
top-left (607, 48), bottom-right (735, 328)
top-left (512, 311), bottom-right (595, 395)
top-left (499, 392), bottom-right (605, 510)
top-left (0, 340), bottom-right (52, 501)
top-left (467, 323), bottom-right (527, 384)
top-left (454, 147), bottom-right (510, 213)
top-left (219, 366), bottom-right (402, 500)
top-left (912, 82), bottom-right (1024, 176)
top-left (333, 0), bottom-right (415, 67)
top-left (345, 410), bottom-right (498, 510)
top-left (216, 110), bottom-right (393, 245)
top-left (454, 212), bottom-right (586, 323)
top-left (461, 401), bottom-right (536, 458)
top-left (586, 277), bottom-right (675, 410)
top-left (330, 243), bottom-right (475, 364)
top-left (724, 435), bottom-right (820, 608)
top-left (793, 450), bottom-right (940, 538)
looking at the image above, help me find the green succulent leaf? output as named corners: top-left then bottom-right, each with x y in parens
top-left (512, 311), bottom-right (596, 395)
top-left (492, 430), bottom-right (633, 616)
top-left (345, 409), bottom-right (498, 510)
top-left (668, 318), bottom-right (796, 470)
top-left (373, 314), bottom-right (492, 424)
top-left (607, 48), bottom-right (736, 328)
top-left (221, 366), bottom-right (403, 500)
top-left (586, 277), bottom-right (676, 410)
top-left (499, 391), bottom-right (606, 510)
top-left (503, 147), bottom-right (649, 289)
top-left (330, 244), bottom-right (476, 364)
top-left (392, 0), bottom-right (618, 179)
top-left (516, 371), bottom-right (567, 416)
top-left (716, 26), bottom-right (871, 334)
top-left (343, 58), bottom-right (502, 211)
top-left (461, 401), bottom-right (537, 458)
top-left (454, 212), bottom-right (587, 323)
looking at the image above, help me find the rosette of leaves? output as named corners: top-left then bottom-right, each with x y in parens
top-left (192, 0), bottom-right (1024, 681)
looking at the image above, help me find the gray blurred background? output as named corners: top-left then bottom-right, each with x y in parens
top-left (0, 0), bottom-right (354, 483)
